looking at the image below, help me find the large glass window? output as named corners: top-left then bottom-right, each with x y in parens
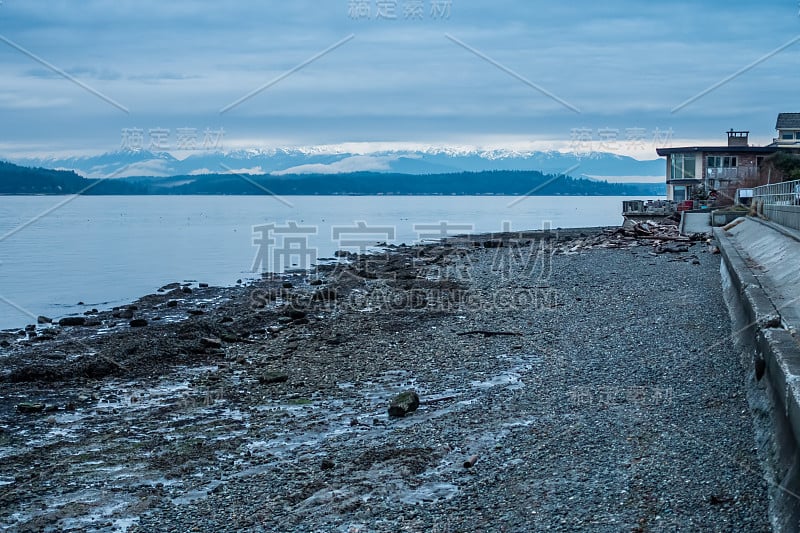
top-left (673, 186), bottom-right (687, 202)
top-left (708, 156), bottom-right (737, 168)
top-left (670, 154), bottom-right (696, 180)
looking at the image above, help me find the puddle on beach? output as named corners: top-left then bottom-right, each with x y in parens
top-left (469, 366), bottom-right (528, 390)
top-left (399, 482), bottom-right (460, 504)
top-left (1, 347), bottom-right (542, 531)
top-left (4, 365), bottom-right (222, 448)
top-left (0, 365), bottom-right (228, 530)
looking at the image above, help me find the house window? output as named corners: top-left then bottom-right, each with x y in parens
top-left (672, 186), bottom-right (687, 202)
top-left (708, 156), bottom-right (736, 168)
top-left (670, 154), bottom-right (696, 180)
top-left (757, 156), bottom-right (764, 167)
top-left (782, 132), bottom-right (794, 140)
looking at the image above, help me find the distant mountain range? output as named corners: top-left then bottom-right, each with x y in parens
top-left (0, 160), bottom-right (665, 196)
top-left (9, 148), bottom-right (665, 181)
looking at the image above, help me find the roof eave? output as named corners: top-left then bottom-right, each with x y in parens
top-left (656, 146), bottom-right (779, 155)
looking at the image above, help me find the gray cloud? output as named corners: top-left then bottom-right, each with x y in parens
top-left (0, 0), bottom-right (798, 158)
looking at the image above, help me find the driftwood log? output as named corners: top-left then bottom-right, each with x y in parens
top-left (457, 331), bottom-right (523, 338)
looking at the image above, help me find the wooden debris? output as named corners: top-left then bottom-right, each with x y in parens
top-left (722, 217), bottom-right (746, 231)
top-left (457, 331), bottom-right (523, 338)
top-left (555, 221), bottom-right (711, 255)
top-left (463, 455), bottom-right (479, 468)
top-left (655, 243), bottom-right (690, 254)
top-left (422, 394), bottom-right (459, 405)
top-left (16, 402), bottom-right (46, 414)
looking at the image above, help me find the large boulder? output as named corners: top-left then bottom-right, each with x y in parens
top-left (388, 390), bottom-right (420, 418)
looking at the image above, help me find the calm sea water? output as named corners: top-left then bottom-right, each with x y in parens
top-left (0, 195), bottom-right (658, 329)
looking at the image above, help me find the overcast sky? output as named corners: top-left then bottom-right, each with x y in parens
top-left (1, 0), bottom-right (799, 159)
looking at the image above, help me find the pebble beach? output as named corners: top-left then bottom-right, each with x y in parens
top-left (0, 228), bottom-right (770, 532)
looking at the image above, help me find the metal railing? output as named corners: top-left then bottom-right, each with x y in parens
top-left (753, 179), bottom-right (800, 206)
top-left (706, 167), bottom-right (758, 181)
top-left (753, 179), bottom-right (800, 231)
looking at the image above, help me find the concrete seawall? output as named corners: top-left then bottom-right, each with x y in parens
top-left (716, 218), bottom-right (800, 532)
top-left (763, 205), bottom-right (800, 233)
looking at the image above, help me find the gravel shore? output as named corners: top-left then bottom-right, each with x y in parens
top-left (0, 228), bottom-right (770, 532)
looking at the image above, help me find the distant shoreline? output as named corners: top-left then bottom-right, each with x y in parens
top-left (0, 192), bottom-right (666, 196)
top-left (1, 161), bottom-right (666, 196)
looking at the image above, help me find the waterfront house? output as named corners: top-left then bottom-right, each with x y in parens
top-left (656, 130), bottom-right (776, 204)
top-left (773, 113), bottom-right (800, 146)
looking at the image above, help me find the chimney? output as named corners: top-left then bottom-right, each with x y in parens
top-left (727, 129), bottom-right (749, 147)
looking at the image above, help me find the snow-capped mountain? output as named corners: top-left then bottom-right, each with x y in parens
top-left (10, 147), bottom-right (665, 181)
